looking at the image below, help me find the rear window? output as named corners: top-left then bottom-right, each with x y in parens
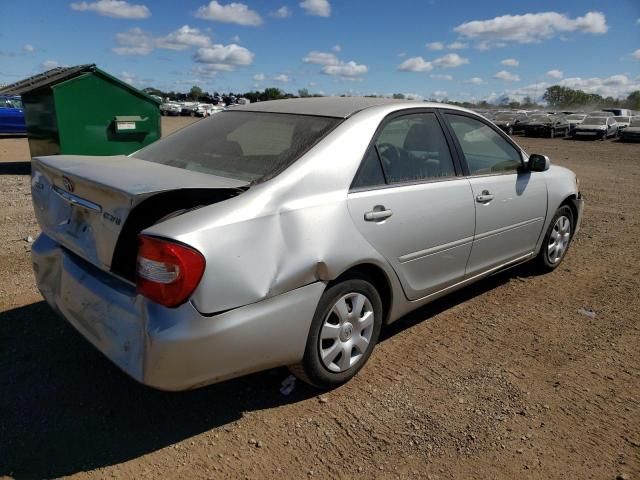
top-left (133, 111), bottom-right (339, 183)
top-left (584, 117), bottom-right (607, 125)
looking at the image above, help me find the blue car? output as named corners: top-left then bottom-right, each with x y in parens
top-left (0, 95), bottom-right (26, 134)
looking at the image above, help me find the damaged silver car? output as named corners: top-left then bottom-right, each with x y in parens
top-left (30, 98), bottom-right (584, 390)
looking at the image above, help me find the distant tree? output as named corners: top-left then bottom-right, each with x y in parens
top-left (627, 90), bottom-right (640, 110)
top-left (189, 85), bottom-right (203, 100)
top-left (508, 101), bottom-right (521, 109)
top-left (261, 88), bottom-right (285, 101)
top-left (392, 93), bottom-right (405, 99)
top-left (298, 88), bottom-right (310, 98)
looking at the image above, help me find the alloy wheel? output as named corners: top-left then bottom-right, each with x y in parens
top-left (547, 215), bottom-right (571, 264)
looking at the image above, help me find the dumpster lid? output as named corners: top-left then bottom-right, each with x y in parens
top-left (0, 64), bottom-right (97, 95)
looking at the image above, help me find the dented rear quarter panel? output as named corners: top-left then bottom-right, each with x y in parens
top-left (142, 105), bottom-right (409, 315)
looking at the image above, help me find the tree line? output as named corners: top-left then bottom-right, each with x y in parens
top-left (143, 84), bottom-right (640, 111)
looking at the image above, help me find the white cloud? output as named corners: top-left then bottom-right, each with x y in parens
top-left (193, 43), bottom-right (255, 70)
top-left (303, 51), bottom-right (339, 66)
top-left (493, 75), bottom-right (640, 103)
top-left (500, 58), bottom-right (519, 67)
top-left (432, 53), bottom-right (469, 68)
top-left (231, 34), bottom-right (240, 42)
top-left (447, 41), bottom-right (468, 50)
top-left (494, 70), bottom-right (520, 82)
top-left (252, 73), bottom-right (265, 81)
top-left (114, 26), bottom-right (211, 55)
top-left (432, 90), bottom-right (448, 98)
top-left (270, 6), bottom-right (291, 18)
top-left (455, 11), bottom-right (607, 48)
top-left (304, 49), bottom-right (366, 79)
top-left (398, 56), bottom-right (433, 72)
top-left (633, 49), bottom-right (640, 60)
top-left (546, 69), bottom-right (564, 79)
top-left (332, 44), bottom-right (341, 52)
top-left (560, 74), bottom-right (640, 98)
top-left (426, 42), bottom-right (444, 51)
top-left (42, 60), bottom-right (61, 70)
top-left (70, 0), bottom-right (150, 19)
top-left (274, 74), bottom-right (290, 83)
top-left (156, 25), bottom-right (210, 50)
top-left (23, 44), bottom-right (35, 53)
top-left (430, 74), bottom-right (453, 80)
top-left (195, 1), bottom-right (262, 26)
top-left (113, 27), bottom-right (154, 55)
top-left (322, 61), bottom-right (368, 78)
top-left (299, 0), bottom-right (331, 17)
top-left (120, 71), bottom-right (138, 85)
top-left (465, 77), bottom-right (485, 85)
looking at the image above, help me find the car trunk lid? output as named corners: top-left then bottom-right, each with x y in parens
top-left (31, 155), bottom-right (248, 276)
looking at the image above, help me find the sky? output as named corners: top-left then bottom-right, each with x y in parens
top-left (1, 0), bottom-right (639, 103)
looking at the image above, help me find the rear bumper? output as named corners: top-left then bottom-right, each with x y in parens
top-left (32, 233), bottom-right (323, 391)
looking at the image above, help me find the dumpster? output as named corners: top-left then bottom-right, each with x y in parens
top-left (0, 64), bottom-right (161, 157)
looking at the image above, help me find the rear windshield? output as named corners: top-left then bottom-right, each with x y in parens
top-left (566, 115), bottom-right (586, 120)
top-left (133, 111), bottom-right (339, 183)
top-left (529, 115), bottom-right (550, 122)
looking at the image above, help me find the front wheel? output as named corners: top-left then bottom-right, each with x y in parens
top-left (290, 279), bottom-right (383, 389)
top-left (533, 205), bottom-right (574, 272)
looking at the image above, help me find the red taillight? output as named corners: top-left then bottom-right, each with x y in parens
top-left (136, 235), bottom-right (205, 308)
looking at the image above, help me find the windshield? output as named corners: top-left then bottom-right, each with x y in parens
top-left (566, 115), bottom-right (586, 121)
top-left (614, 116), bottom-right (630, 123)
top-left (494, 113), bottom-right (517, 121)
top-left (133, 111), bottom-right (340, 183)
top-left (583, 117), bottom-right (607, 125)
top-left (1, 97), bottom-right (23, 109)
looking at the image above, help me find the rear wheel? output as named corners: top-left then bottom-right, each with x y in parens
top-left (533, 205), bottom-right (574, 272)
top-left (290, 279), bottom-right (383, 389)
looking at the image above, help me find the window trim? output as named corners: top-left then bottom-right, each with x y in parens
top-left (349, 108), bottom-right (464, 193)
top-left (439, 109), bottom-right (526, 178)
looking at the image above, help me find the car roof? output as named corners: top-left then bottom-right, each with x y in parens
top-left (231, 96), bottom-right (468, 119)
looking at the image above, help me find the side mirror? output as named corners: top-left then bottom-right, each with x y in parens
top-left (528, 154), bottom-right (550, 172)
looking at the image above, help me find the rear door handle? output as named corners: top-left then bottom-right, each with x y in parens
top-left (364, 207), bottom-right (393, 222)
top-left (475, 190), bottom-right (494, 203)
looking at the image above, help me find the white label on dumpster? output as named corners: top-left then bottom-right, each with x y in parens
top-left (117, 121), bottom-right (136, 130)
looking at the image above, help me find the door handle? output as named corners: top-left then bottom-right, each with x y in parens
top-left (364, 207), bottom-right (393, 222)
top-left (475, 190), bottom-right (494, 203)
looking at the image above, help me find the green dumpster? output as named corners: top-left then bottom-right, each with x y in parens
top-left (0, 64), bottom-right (161, 157)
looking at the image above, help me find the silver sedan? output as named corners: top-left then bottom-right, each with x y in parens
top-left (30, 98), bottom-right (583, 390)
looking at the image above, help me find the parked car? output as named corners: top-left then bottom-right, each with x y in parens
top-left (190, 103), bottom-right (224, 117)
top-left (618, 117), bottom-right (640, 142)
top-left (0, 95), bottom-right (27, 134)
top-left (522, 113), bottom-right (569, 138)
top-left (613, 116), bottom-right (633, 135)
top-left (159, 102), bottom-right (182, 116)
top-left (566, 114), bottom-right (587, 136)
top-left (587, 111), bottom-right (614, 117)
top-left (573, 116), bottom-right (618, 140)
top-left (30, 98), bottom-right (583, 391)
top-left (602, 108), bottom-right (633, 117)
top-left (493, 111), bottom-right (528, 135)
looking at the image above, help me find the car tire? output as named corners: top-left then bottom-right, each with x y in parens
top-left (533, 205), bottom-right (574, 272)
top-left (290, 278), bottom-right (383, 389)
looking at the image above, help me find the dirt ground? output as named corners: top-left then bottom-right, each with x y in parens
top-left (0, 118), bottom-right (639, 480)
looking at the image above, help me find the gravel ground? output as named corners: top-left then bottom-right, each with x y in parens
top-left (0, 118), bottom-right (639, 479)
